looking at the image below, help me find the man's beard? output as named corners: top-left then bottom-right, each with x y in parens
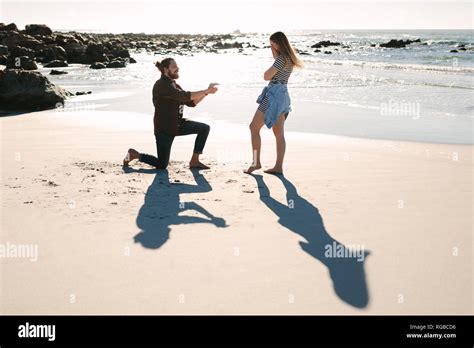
top-left (169, 71), bottom-right (179, 79)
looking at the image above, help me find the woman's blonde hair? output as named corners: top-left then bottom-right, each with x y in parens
top-left (270, 31), bottom-right (303, 69)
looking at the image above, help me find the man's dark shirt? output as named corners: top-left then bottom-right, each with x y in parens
top-left (152, 74), bottom-right (196, 136)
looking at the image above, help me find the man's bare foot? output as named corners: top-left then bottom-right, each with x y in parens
top-left (264, 167), bottom-right (283, 175)
top-left (189, 161), bottom-right (210, 170)
top-left (123, 148), bottom-right (139, 166)
top-left (243, 164), bottom-right (261, 174)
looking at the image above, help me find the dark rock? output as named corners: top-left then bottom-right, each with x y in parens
top-left (68, 53), bottom-right (88, 64)
top-left (68, 43), bottom-right (109, 64)
top-left (10, 46), bottom-right (35, 58)
top-left (16, 34), bottom-right (43, 50)
top-left (43, 60), bottom-right (68, 68)
top-left (0, 31), bottom-right (22, 50)
top-left (0, 55), bottom-right (8, 65)
top-left (112, 48), bottom-right (130, 59)
top-left (63, 41), bottom-right (87, 63)
top-left (6, 56), bottom-right (38, 70)
top-left (213, 41), bottom-right (242, 49)
top-left (0, 45), bottom-right (8, 55)
top-left (86, 43), bottom-right (106, 58)
top-left (54, 33), bottom-right (74, 45)
top-left (323, 51), bottom-right (332, 54)
top-left (90, 62), bottom-right (106, 69)
top-left (450, 49), bottom-right (458, 53)
top-left (128, 57), bottom-right (137, 63)
top-left (458, 47), bottom-right (467, 51)
top-left (311, 40), bottom-right (341, 48)
top-left (231, 41), bottom-right (243, 49)
top-left (39, 35), bottom-right (57, 45)
top-left (212, 41), bottom-right (224, 49)
top-left (314, 49), bottom-right (321, 53)
top-left (0, 69), bottom-right (69, 110)
top-left (73, 33), bottom-right (88, 43)
top-left (36, 45), bottom-right (67, 63)
top-left (50, 70), bottom-right (68, 75)
top-left (167, 41), bottom-right (178, 49)
top-left (380, 39), bottom-right (421, 48)
top-left (0, 23), bottom-right (18, 31)
top-left (24, 24), bottom-right (53, 36)
top-left (106, 60), bottom-right (126, 68)
top-left (55, 34), bottom-right (82, 48)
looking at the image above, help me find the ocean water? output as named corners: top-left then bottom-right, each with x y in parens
top-left (41, 30), bottom-right (473, 144)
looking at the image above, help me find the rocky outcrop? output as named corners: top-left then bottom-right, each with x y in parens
top-left (0, 23), bottom-right (138, 68)
top-left (311, 40), bottom-right (341, 48)
top-left (213, 41), bottom-right (243, 49)
top-left (36, 45), bottom-right (67, 63)
top-left (0, 31), bottom-right (29, 50)
top-left (50, 69), bottom-right (68, 75)
top-left (24, 24), bottom-right (53, 36)
top-left (380, 39), bottom-right (421, 48)
top-left (106, 59), bottom-right (126, 68)
top-left (90, 62), bottom-right (106, 69)
top-left (0, 23), bottom-right (18, 31)
top-left (6, 56), bottom-right (38, 70)
top-left (10, 46), bottom-right (35, 58)
top-left (0, 69), bottom-right (70, 110)
top-left (0, 22), bottom-right (261, 72)
top-left (43, 60), bottom-right (68, 67)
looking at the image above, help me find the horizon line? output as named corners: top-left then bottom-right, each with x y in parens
top-left (50, 28), bottom-right (474, 34)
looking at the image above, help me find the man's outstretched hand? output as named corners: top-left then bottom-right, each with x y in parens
top-left (207, 83), bottom-right (219, 94)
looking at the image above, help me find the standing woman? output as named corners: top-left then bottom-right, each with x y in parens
top-left (244, 31), bottom-right (303, 174)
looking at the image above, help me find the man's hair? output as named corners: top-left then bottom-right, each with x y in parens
top-left (155, 58), bottom-right (175, 74)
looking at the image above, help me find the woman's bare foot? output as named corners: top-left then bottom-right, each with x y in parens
top-left (264, 167), bottom-right (283, 175)
top-left (123, 148), bottom-right (139, 166)
top-left (189, 161), bottom-right (210, 169)
top-left (244, 164), bottom-right (261, 174)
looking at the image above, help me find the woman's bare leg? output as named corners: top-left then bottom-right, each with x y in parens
top-left (244, 110), bottom-right (265, 174)
top-left (264, 114), bottom-right (286, 174)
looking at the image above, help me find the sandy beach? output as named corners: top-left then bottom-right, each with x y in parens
top-left (1, 89), bottom-right (472, 314)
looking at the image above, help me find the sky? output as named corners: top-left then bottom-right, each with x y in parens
top-left (0, 0), bottom-right (473, 33)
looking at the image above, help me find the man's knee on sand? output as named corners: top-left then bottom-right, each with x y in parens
top-left (157, 156), bottom-right (171, 169)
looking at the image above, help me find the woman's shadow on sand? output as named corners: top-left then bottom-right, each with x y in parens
top-left (124, 167), bottom-right (227, 249)
top-left (251, 174), bottom-right (370, 309)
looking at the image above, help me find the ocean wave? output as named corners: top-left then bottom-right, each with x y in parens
top-left (424, 39), bottom-right (469, 45)
top-left (308, 57), bottom-right (474, 74)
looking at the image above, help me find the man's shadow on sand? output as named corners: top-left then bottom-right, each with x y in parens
top-left (124, 167), bottom-right (227, 249)
top-left (251, 174), bottom-right (370, 309)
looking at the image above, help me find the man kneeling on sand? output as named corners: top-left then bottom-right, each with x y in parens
top-left (123, 58), bottom-right (219, 169)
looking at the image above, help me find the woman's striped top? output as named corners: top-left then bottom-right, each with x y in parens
top-left (270, 54), bottom-right (293, 85)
